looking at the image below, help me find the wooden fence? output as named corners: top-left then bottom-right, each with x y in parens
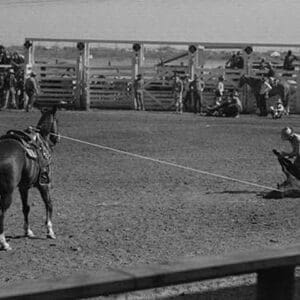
top-left (87, 65), bottom-right (133, 109)
top-left (23, 38), bottom-right (300, 113)
top-left (0, 245), bottom-right (299, 300)
top-left (33, 63), bottom-right (79, 109)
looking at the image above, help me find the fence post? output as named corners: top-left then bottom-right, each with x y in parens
top-left (132, 51), bottom-right (138, 110)
top-left (257, 266), bottom-right (295, 300)
top-left (132, 43), bottom-right (143, 110)
top-left (75, 53), bottom-right (81, 109)
top-left (84, 42), bottom-right (90, 110)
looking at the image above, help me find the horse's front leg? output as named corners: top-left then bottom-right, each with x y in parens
top-left (19, 187), bottom-right (35, 238)
top-left (0, 193), bottom-right (13, 250)
top-left (37, 185), bottom-right (56, 239)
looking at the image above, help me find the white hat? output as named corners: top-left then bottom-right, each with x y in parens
top-left (281, 127), bottom-right (293, 140)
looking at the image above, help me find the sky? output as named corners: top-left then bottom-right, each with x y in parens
top-left (0, 0), bottom-right (300, 47)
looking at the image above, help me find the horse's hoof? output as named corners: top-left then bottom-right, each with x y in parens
top-left (47, 233), bottom-right (56, 239)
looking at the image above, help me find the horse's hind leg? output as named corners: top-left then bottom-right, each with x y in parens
top-left (19, 187), bottom-right (35, 238)
top-left (37, 185), bottom-right (56, 239)
top-left (0, 193), bottom-right (13, 250)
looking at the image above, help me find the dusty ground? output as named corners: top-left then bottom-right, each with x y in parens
top-left (0, 109), bottom-right (298, 298)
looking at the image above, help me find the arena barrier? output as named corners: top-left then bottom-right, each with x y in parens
top-left (23, 38), bottom-right (300, 113)
top-left (0, 245), bottom-right (299, 299)
top-left (33, 63), bottom-right (79, 109)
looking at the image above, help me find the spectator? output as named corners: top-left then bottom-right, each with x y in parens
top-left (24, 71), bottom-right (39, 112)
top-left (225, 53), bottom-right (237, 69)
top-left (235, 51), bottom-right (244, 69)
top-left (260, 58), bottom-right (276, 84)
top-left (231, 90), bottom-right (243, 116)
top-left (182, 75), bottom-right (191, 111)
top-left (270, 98), bottom-right (285, 119)
top-left (283, 50), bottom-right (298, 71)
top-left (2, 50), bottom-right (12, 65)
top-left (258, 77), bottom-right (272, 116)
top-left (16, 69), bottom-right (24, 109)
top-left (133, 74), bottom-right (145, 111)
top-left (215, 75), bottom-right (225, 105)
top-left (189, 74), bottom-right (202, 114)
top-left (0, 47), bottom-right (5, 64)
top-left (206, 90), bottom-right (241, 118)
top-left (172, 73), bottom-right (184, 114)
top-left (2, 69), bottom-right (17, 110)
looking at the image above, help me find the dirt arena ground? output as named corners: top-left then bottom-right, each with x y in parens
top-left (0, 109), bottom-right (299, 298)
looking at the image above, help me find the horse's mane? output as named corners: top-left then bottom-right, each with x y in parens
top-left (37, 111), bottom-right (54, 137)
top-left (36, 107), bottom-right (58, 145)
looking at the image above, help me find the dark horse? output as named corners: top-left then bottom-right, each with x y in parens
top-left (0, 106), bottom-right (59, 250)
top-left (239, 74), bottom-right (291, 116)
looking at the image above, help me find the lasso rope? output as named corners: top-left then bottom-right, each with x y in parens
top-left (51, 132), bottom-right (280, 192)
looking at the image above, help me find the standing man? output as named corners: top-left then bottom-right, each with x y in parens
top-left (173, 73), bottom-right (183, 114)
top-left (133, 74), bottom-right (145, 111)
top-left (2, 69), bottom-right (17, 110)
top-left (283, 50), bottom-right (298, 71)
top-left (215, 75), bottom-right (225, 105)
top-left (189, 74), bottom-right (202, 114)
top-left (258, 77), bottom-right (272, 116)
top-left (273, 127), bottom-right (300, 181)
top-left (182, 75), bottom-right (191, 111)
top-left (235, 51), bottom-right (244, 69)
top-left (24, 71), bottom-right (39, 112)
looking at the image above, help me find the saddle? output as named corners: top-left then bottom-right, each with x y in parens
top-left (0, 128), bottom-right (52, 185)
top-left (0, 129), bottom-right (39, 159)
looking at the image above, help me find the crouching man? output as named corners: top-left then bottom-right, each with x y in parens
top-left (273, 127), bottom-right (300, 192)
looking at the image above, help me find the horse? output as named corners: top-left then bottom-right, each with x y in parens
top-left (238, 74), bottom-right (291, 116)
top-left (0, 106), bottom-right (60, 250)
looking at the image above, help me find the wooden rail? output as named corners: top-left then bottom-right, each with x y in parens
top-left (0, 245), bottom-right (299, 300)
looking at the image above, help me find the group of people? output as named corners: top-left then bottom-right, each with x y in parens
top-left (0, 69), bottom-right (38, 111)
top-left (172, 73), bottom-right (202, 114)
top-left (133, 72), bottom-right (242, 117)
top-left (225, 51), bottom-right (244, 69)
top-left (253, 50), bottom-right (298, 117)
top-left (0, 45), bottom-right (25, 66)
top-left (0, 45), bottom-right (38, 112)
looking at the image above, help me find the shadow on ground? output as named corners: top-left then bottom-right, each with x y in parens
top-left (263, 189), bottom-right (300, 199)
